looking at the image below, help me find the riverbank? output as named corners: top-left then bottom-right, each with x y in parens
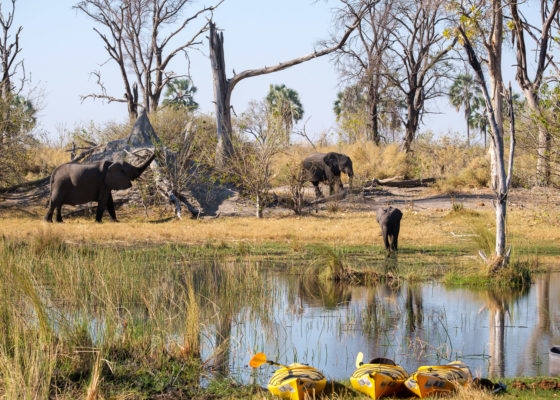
top-left (1, 234), bottom-right (558, 398)
top-left (1, 206), bottom-right (559, 282)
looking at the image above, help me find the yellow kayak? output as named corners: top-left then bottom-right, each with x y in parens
top-left (350, 355), bottom-right (408, 399)
top-left (404, 361), bottom-right (472, 398)
top-left (267, 363), bottom-right (327, 400)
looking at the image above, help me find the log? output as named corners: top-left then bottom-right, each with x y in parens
top-left (371, 177), bottom-right (436, 188)
top-left (308, 189), bottom-right (348, 205)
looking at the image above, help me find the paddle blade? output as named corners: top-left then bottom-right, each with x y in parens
top-left (356, 352), bottom-right (364, 368)
top-left (250, 352), bottom-right (267, 368)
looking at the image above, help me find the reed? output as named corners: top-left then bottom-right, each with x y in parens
top-left (0, 234), bottom-right (274, 398)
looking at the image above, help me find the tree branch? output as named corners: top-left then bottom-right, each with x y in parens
top-left (228, 8), bottom-right (366, 91)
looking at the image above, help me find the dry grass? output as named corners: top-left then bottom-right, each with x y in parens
top-left (0, 210), bottom-right (445, 247)
top-left (0, 208), bottom-right (558, 254)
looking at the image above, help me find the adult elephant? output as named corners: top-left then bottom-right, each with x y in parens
top-left (45, 153), bottom-right (155, 223)
top-left (302, 152), bottom-right (354, 199)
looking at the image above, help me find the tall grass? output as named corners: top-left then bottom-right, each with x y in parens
top-left (0, 231), bottom-right (271, 398)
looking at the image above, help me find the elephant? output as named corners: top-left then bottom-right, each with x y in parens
top-left (302, 152), bottom-right (354, 199)
top-left (376, 206), bottom-right (402, 254)
top-left (45, 153), bottom-right (155, 223)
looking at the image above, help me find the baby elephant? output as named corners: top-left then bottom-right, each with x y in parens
top-left (376, 206), bottom-right (403, 254)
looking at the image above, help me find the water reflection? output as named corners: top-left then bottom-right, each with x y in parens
top-left (518, 272), bottom-right (554, 376)
top-left (198, 267), bottom-right (560, 385)
top-left (405, 284), bottom-right (423, 333)
top-left (485, 289), bottom-right (523, 378)
top-left (50, 260), bottom-right (559, 384)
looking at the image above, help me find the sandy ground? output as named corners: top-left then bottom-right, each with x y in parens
top-left (1, 180), bottom-right (560, 219)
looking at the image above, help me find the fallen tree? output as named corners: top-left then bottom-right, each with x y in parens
top-left (1, 111), bottom-right (205, 218)
top-left (369, 176), bottom-right (437, 187)
top-left (81, 110), bottom-right (201, 218)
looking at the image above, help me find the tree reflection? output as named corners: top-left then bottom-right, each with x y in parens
top-left (405, 284), bottom-right (423, 332)
top-left (520, 272), bottom-right (552, 376)
top-left (485, 287), bottom-right (528, 378)
top-left (297, 277), bottom-right (352, 309)
top-left (193, 261), bottom-right (268, 376)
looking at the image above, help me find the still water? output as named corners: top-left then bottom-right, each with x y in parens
top-left (200, 269), bottom-right (560, 384)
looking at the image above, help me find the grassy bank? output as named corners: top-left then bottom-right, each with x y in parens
top-left (0, 230), bottom-right (557, 398)
top-left (1, 207), bottom-right (558, 284)
top-left (1, 205), bottom-right (558, 398)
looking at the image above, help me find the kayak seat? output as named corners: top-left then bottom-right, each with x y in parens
top-left (369, 357), bottom-right (397, 365)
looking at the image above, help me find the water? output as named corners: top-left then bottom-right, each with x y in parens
top-left (198, 269), bottom-right (560, 384)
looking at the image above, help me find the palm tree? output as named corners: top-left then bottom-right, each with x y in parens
top-left (266, 84), bottom-right (304, 142)
top-left (333, 85), bottom-right (366, 120)
top-left (162, 78), bottom-right (199, 110)
top-left (468, 94), bottom-right (488, 149)
top-left (469, 92), bottom-right (523, 150)
top-left (448, 74), bottom-right (481, 147)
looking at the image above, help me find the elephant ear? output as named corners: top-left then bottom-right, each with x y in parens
top-left (105, 162), bottom-right (133, 190)
top-left (323, 153), bottom-right (341, 175)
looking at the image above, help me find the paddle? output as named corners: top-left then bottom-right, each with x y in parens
top-left (250, 352), bottom-right (289, 369)
top-left (355, 352), bottom-right (364, 368)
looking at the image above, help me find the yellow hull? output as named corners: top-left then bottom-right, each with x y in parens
top-left (404, 361), bottom-right (472, 398)
top-left (350, 363), bottom-right (408, 399)
top-left (267, 363), bottom-right (326, 400)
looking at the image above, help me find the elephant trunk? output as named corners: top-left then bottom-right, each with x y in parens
top-left (130, 152), bottom-right (156, 180)
top-left (348, 174), bottom-right (353, 190)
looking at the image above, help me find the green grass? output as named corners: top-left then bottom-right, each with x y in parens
top-left (0, 234), bottom-right (557, 398)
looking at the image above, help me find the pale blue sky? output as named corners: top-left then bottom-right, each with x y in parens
top-left (14, 0), bottom-right (524, 144)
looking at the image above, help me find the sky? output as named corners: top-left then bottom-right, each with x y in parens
top-left (13, 0), bottom-right (523, 144)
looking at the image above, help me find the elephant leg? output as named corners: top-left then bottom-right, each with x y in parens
top-left (381, 226), bottom-right (390, 252)
top-left (55, 205), bottom-right (63, 223)
top-left (95, 202), bottom-right (105, 223)
top-left (107, 193), bottom-right (118, 222)
top-left (45, 200), bottom-right (55, 222)
top-left (312, 182), bottom-right (323, 199)
top-left (392, 225), bottom-right (400, 252)
top-left (335, 176), bottom-right (343, 193)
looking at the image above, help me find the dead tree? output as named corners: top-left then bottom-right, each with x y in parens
top-left (510, 0), bottom-right (560, 186)
top-left (460, 27), bottom-right (516, 270)
top-left (75, 0), bottom-right (223, 120)
top-left (388, 0), bottom-right (456, 153)
top-left (83, 109), bottom-right (200, 218)
top-left (0, 0), bottom-right (24, 98)
top-left (333, 0), bottom-right (396, 145)
top-left (209, 6), bottom-right (367, 165)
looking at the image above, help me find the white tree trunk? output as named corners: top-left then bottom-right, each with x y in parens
top-left (256, 193), bottom-right (263, 218)
top-left (459, 25), bottom-right (516, 266)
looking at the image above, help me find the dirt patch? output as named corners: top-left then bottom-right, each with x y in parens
top-left (2, 178), bottom-right (560, 219)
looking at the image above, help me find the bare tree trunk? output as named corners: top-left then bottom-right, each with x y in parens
top-left (465, 107), bottom-right (471, 147)
top-left (368, 81), bottom-right (381, 145)
top-left (126, 82), bottom-right (139, 120)
top-left (509, 0), bottom-right (559, 186)
top-left (0, 0), bottom-right (23, 98)
top-left (530, 93), bottom-right (552, 185)
top-left (256, 193), bottom-right (263, 218)
top-left (209, 12), bottom-right (365, 165)
top-left (460, 26), bottom-right (516, 265)
top-left (402, 97), bottom-right (419, 153)
top-left (209, 23), bottom-right (233, 165)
